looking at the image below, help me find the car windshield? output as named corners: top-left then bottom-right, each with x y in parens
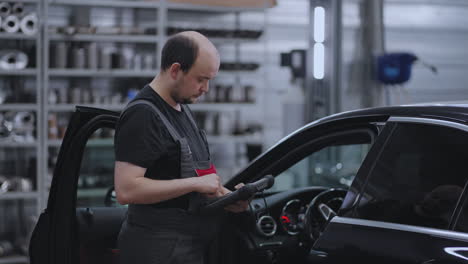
top-left (271, 143), bottom-right (371, 191)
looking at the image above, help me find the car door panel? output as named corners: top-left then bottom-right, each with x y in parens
top-left (76, 207), bottom-right (127, 264)
top-left (313, 118), bottom-right (468, 264)
top-left (30, 107), bottom-right (120, 264)
top-left (314, 217), bottom-right (468, 264)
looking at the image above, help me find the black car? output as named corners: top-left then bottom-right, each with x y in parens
top-left (30, 104), bottom-right (468, 264)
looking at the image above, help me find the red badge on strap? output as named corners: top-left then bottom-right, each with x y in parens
top-left (195, 164), bottom-right (217, 177)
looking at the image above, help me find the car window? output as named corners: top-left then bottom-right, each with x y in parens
top-left (272, 143), bottom-right (371, 191)
top-left (77, 127), bottom-right (119, 208)
top-left (353, 122), bottom-right (468, 230)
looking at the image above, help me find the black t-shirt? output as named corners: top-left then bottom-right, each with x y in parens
top-left (114, 84), bottom-right (210, 209)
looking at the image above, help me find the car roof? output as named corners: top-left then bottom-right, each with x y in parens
top-left (282, 103), bottom-right (468, 145)
top-left (319, 104), bottom-right (468, 125)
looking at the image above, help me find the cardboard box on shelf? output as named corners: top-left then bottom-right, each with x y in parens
top-left (168, 0), bottom-right (277, 8)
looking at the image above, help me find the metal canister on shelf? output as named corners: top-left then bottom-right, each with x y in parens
top-left (0, 177), bottom-right (32, 193)
top-left (70, 87), bottom-right (81, 104)
top-left (214, 84), bottom-right (224, 103)
top-left (224, 85), bottom-right (233, 103)
top-left (142, 54), bottom-right (154, 70)
top-left (20, 13), bottom-right (38, 35)
top-left (48, 89), bottom-right (58, 104)
top-left (243, 85), bottom-right (255, 103)
top-left (87, 43), bottom-right (98, 69)
top-left (72, 47), bottom-right (86, 68)
top-left (230, 84), bottom-right (243, 103)
top-left (82, 89), bottom-right (91, 104)
top-left (212, 113), bottom-right (220, 136)
top-left (218, 112), bottom-right (232, 135)
top-left (0, 50), bottom-right (28, 70)
top-left (11, 2), bottom-right (24, 16)
top-left (57, 88), bottom-right (68, 104)
top-left (55, 42), bottom-right (68, 68)
top-left (133, 54), bottom-right (142, 70)
top-left (0, 2), bottom-right (10, 17)
top-left (2, 15), bottom-right (20, 33)
top-left (204, 113), bottom-right (213, 135)
top-left (100, 49), bottom-right (112, 69)
top-left (12, 111), bottom-right (35, 142)
top-left (121, 49), bottom-right (133, 69)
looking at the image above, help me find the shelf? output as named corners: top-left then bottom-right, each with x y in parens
top-left (0, 255), bottom-right (28, 264)
top-left (210, 37), bottom-right (258, 44)
top-left (49, 69), bottom-right (156, 78)
top-left (48, 104), bottom-right (124, 112)
top-left (167, 2), bottom-right (269, 13)
top-left (47, 139), bottom-right (62, 147)
top-left (86, 138), bottom-right (114, 147)
top-left (0, 192), bottom-right (39, 200)
top-left (8, 0), bottom-right (38, 3)
top-left (0, 33), bottom-right (37, 40)
top-left (0, 104), bottom-right (38, 111)
top-left (48, 138), bottom-right (114, 147)
top-left (0, 142), bottom-right (38, 148)
top-left (0, 69), bottom-right (37, 76)
top-left (78, 187), bottom-right (107, 198)
top-left (207, 135), bottom-right (262, 144)
top-left (49, 33), bottom-right (159, 43)
top-left (215, 71), bottom-right (260, 78)
top-left (49, 0), bottom-right (160, 8)
top-left (190, 103), bottom-right (255, 111)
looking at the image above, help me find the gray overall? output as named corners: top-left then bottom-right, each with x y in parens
top-left (117, 100), bottom-right (222, 264)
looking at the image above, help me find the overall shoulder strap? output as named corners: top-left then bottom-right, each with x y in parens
top-left (124, 99), bottom-right (181, 141)
top-left (181, 104), bottom-right (199, 131)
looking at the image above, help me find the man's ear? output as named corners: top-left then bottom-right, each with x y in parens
top-left (169, 63), bottom-right (181, 80)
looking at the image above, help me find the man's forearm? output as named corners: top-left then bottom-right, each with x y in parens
top-left (117, 176), bottom-right (198, 205)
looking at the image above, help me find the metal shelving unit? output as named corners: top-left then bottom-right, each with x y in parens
top-left (48, 104), bottom-right (124, 112)
top-left (49, 33), bottom-right (159, 43)
top-left (0, 1), bottom-right (268, 262)
top-left (0, 33), bottom-right (37, 40)
top-left (0, 142), bottom-right (38, 148)
top-left (0, 192), bottom-right (39, 200)
top-left (0, 69), bottom-right (38, 76)
top-left (48, 69), bottom-right (157, 78)
top-left (49, 0), bottom-right (161, 8)
top-left (47, 138), bottom-right (114, 147)
top-left (0, 0), bottom-right (42, 262)
top-left (166, 2), bottom-right (267, 12)
top-left (190, 103), bottom-right (256, 112)
top-left (7, 0), bottom-right (38, 3)
top-left (0, 104), bottom-right (39, 111)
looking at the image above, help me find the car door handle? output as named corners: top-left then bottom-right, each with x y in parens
top-left (307, 249), bottom-right (328, 263)
top-left (421, 259), bottom-right (442, 264)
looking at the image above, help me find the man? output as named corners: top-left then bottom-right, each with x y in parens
top-left (114, 31), bottom-right (248, 264)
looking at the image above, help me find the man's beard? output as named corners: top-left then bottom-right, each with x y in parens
top-left (170, 89), bottom-right (194, 104)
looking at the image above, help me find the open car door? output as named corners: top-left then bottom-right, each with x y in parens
top-left (29, 107), bottom-right (123, 264)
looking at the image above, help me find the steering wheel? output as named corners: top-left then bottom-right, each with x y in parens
top-left (304, 188), bottom-right (347, 241)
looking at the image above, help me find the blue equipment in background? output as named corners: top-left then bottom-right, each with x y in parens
top-left (376, 52), bottom-right (437, 85)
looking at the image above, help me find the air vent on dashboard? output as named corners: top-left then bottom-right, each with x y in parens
top-left (256, 215), bottom-right (277, 237)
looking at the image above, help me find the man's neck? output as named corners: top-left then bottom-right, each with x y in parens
top-left (149, 76), bottom-right (182, 111)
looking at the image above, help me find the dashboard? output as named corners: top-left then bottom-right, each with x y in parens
top-left (233, 186), bottom-right (331, 261)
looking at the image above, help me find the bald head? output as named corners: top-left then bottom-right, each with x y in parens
top-left (160, 31), bottom-right (219, 73)
top-left (154, 31), bottom-right (220, 106)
